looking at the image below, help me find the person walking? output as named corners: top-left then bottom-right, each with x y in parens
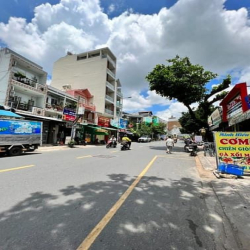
top-left (166, 136), bottom-right (174, 154)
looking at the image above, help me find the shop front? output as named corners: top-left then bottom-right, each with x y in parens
top-left (84, 125), bottom-right (109, 144)
top-left (220, 82), bottom-right (250, 131)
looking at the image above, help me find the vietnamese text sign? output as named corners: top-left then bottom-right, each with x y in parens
top-left (214, 132), bottom-right (250, 172)
top-left (63, 108), bottom-right (76, 121)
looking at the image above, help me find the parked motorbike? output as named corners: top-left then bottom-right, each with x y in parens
top-left (120, 141), bottom-right (130, 151)
top-left (106, 140), bottom-right (117, 148)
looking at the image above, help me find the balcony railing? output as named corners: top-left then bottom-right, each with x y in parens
top-left (107, 68), bottom-right (115, 79)
top-left (105, 95), bottom-right (114, 103)
top-left (11, 78), bottom-right (47, 94)
top-left (116, 103), bottom-right (122, 109)
top-left (117, 91), bottom-right (123, 98)
top-left (106, 81), bottom-right (115, 91)
top-left (81, 103), bottom-right (96, 111)
top-left (105, 109), bottom-right (114, 115)
top-left (107, 55), bottom-right (116, 68)
top-left (45, 103), bottom-right (64, 113)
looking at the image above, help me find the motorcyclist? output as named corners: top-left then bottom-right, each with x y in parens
top-left (121, 134), bottom-right (131, 149)
top-left (108, 135), bottom-right (117, 147)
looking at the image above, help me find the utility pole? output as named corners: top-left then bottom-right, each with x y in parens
top-left (71, 96), bottom-right (81, 141)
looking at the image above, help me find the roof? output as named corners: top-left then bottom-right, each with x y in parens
top-left (0, 110), bottom-right (23, 118)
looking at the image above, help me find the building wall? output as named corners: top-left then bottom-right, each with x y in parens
top-left (51, 54), bottom-right (108, 114)
top-left (0, 50), bottom-right (11, 105)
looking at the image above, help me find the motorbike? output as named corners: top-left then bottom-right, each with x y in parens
top-left (120, 141), bottom-right (130, 151)
top-left (106, 140), bottom-right (117, 148)
top-left (188, 143), bottom-right (198, 156)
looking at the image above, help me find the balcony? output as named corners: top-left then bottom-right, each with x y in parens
top-left (105, 95), bottom-right (114, 103)
top-left (45, 103), bottom-right (64, 113)
top-left (106, 81), bottom-right (115, 91)
top-left (11, 77), bottom-right (47, 95)
top-left (107, 68), bottom-right (115, 79)
top-left (116, 103), bottom-right (122, 109)
top-left (117, 91), bottom-right (123, 98)
top-left (105, 109), bottom-right (114, 115)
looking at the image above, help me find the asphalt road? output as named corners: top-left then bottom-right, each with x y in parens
top-left (0, 141), bottom-right (240, 250)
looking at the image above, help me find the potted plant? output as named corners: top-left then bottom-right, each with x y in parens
top-left (68, 140), bottom-right (75, 148)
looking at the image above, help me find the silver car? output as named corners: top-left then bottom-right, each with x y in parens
top-left (138, 135), bottom-right (151, 142)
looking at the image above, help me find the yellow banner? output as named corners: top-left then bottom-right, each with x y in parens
top-left (214, 132), bottom-right (250, 172)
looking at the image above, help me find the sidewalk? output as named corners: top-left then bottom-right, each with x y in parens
top-left (197, 151), bottom-right (250, 249)
top-left (37, 144), bottom-right (97, 152)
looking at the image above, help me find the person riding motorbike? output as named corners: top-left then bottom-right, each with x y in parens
top-left (121, 134), bottom-right (131, 149)
top-left (107, 135), bottom-right (117, 147)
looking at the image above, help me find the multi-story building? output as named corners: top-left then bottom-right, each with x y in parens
top-left (51, 48), bottom-right (123, 119)
top-left (0, 48), bottom-right (48, 114)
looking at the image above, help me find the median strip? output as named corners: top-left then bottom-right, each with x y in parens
top-left (0, 165), bottom-right (35, 173)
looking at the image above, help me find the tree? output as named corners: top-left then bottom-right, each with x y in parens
top-left (146, 55), bottom-right (231, 133)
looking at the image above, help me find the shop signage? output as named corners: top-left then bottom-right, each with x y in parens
top-left (208, 108), bottom-right (222, 129)
top-left (245, 95), bottom-right (250, 109)
top-left (63, 108), bottom-right (76, 121)
top-left (214, 132), bottom-right (250, 173)
top-left (227, 95), bottom-right (242, 119)
top-left (119, 118), bottom-right (128, 129)
top-left (98, 116), bottom-right (110, 127)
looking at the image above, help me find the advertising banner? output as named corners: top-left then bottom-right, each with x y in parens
top-left (214, 132), bottom-right (250, 172)
top-left (63, 108), bottom-right (76, 121)
top-left (98, 116), bottom-right (110, 127)
top-left (119, 118), bottom-right (128, 129)
top-left (0, 120), bottom-right (41, 135)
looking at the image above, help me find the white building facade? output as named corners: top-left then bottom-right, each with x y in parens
top-left (51, 48), bottom-right (123, 119)
top-left (0, 48), bottom-right (48, 113)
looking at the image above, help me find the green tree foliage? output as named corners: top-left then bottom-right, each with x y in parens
top-left (133, 121), bottom-right (166, 139)
top-left (146, 55), bottom-right (231, 132)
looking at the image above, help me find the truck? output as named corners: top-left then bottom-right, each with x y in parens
top-left (0, 119), bottom-right (42, 156)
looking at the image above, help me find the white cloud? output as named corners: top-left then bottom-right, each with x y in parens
top-left (108, 4), bottom-right (115, 14)
top-left (123, 90), bottom-right (171, 112)
top-left (155, 102), bottom-right (188, 121)
top-left (0, 0), bottom-right (250, 120)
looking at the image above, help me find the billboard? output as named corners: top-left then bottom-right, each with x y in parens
top-left (63, 108), bottom-right (76, 121)
top-left (214, 131), bottom-right (250, 173)
top-left (0, 120), bottom-right (41, 135)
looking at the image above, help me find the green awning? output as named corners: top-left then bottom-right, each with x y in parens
top-left (85, 125), bottom-right (109, 135)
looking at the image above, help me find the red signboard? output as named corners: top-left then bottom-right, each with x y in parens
top-left (98, 116), bottom-right (110, 127)
top-left (220, 83), bottom-right (249, 122)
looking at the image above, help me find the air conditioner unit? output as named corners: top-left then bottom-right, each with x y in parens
top-left (82, 119), bottom-right (88, 124)
top-left (32, 107), bottom-right (45, 116)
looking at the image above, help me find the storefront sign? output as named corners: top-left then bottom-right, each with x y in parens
top-left (245, 95), bottom-right (250, 109)
top-left (214, 132), bottom-right (250, 172)
top-left (63, 108), bottom-right (76, 121)
top-left (119, 118), bottom-right (128, 129)
top-left (208, 108), bottom-right (222, 130)
top-left (227, 95), bottom-right (242, 119)
top-left (98, 116), bottom-right (110, 127)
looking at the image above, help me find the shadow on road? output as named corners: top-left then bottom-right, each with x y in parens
top-left (0, 174), bottom-right (231, 250)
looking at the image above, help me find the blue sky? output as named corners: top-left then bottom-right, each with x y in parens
top-left (1, 0), bottom-right (249, 23)
top-left (1, 0), bottom-right (250, 120)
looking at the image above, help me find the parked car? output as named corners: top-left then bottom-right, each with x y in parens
top-left (138, 135), bottom-right (151, 142)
